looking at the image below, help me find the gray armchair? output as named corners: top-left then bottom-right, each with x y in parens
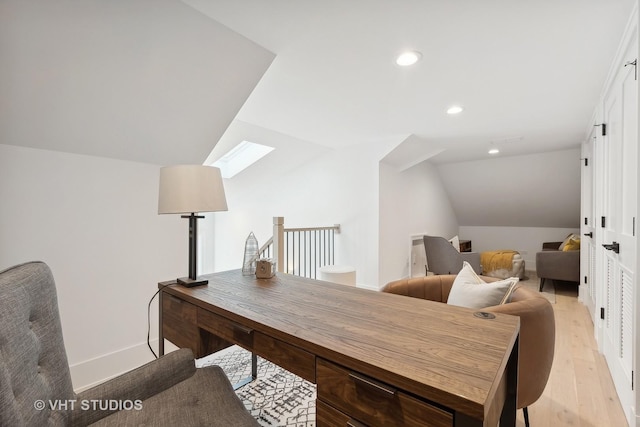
top-left (0, 261), bottom-right (258, 427)
top-left (423, 235), bottom-right (481, 275)
top-left (536, 241), bottom-right (580, 291)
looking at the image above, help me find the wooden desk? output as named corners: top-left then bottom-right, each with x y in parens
top-left (159, 270), bottom-right (519, 427)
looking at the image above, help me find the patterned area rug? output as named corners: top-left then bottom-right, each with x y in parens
top-left (197, 346), bottom-right (316, 426)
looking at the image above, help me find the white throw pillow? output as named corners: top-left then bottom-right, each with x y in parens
top-left (447, 261), bottom-right (519, 309)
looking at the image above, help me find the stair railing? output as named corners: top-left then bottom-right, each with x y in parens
top-left (258, 217), bottom-right (340, 279)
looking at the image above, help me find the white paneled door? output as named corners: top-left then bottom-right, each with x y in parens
top-left (598, 34), bottom-right (637, 423)
top-left (581, 130), bottom-right (597, 320)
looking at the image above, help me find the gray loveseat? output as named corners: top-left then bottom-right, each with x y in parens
top-left (535, 241), bottom-right (580, 291)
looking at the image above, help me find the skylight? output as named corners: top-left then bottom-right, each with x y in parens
top-left (212, 140), bottom-right (274, 178)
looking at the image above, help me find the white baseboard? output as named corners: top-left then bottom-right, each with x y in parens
top-left (357, 283), bottom-right (380, 291)
top-left (70, 340), bottom-right (162, 393)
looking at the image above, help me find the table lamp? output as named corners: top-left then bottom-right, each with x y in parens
top-left (158, 165), bottom-right (227, 287)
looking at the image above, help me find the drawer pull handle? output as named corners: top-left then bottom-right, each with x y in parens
top-left (233, 324), bottom-right (253, 335)
top-left (167, 295), bottom-right (182, 304)
top-left (349, 372), bottom-right (397, 396)
top-left (347, 419), bottom-right (367, 427)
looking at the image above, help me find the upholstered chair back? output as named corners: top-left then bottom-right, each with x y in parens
top-left (382, 274), bottom-right (555, 411)
top-left (483, 283), bottom-right (556, 409)
top-left (0, 261), bottom-right (75, 426)
top-left (423, 236), bottom-right (482, 275)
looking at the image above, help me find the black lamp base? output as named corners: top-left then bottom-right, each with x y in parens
top-left (177, 277), bottom-right (209, 288)
top-left (177, 213), bottom-right (208, 288)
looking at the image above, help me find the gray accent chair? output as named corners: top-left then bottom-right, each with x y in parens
top-left (536, 241), bottom-right (580, 291)
top-left (0, 261), bottom-right (259, 427)
top-left (423, 235), bottom-right (481, 275)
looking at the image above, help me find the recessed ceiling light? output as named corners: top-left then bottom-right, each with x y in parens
top-left (488, 148), bottom-right (500, 155)
top-left (396, 51), bottom-right (422, 66)
top-left (447, 105), bottom-right (464, 115)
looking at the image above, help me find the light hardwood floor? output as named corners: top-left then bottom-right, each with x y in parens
top-left (516, 276), bottom-right (628, 427)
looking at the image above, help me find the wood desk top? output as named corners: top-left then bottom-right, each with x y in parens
top-left (161, 270), bottom-right (519, 423)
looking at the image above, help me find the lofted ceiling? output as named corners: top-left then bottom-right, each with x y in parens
top-left (1, 1), bottom-right (635, 167)
top-left (185, 0), bottom-right (636, 165)
top-left (0, 0), bottom-right (635, 169)
top-left (0, 0), bottom-right (274, 166)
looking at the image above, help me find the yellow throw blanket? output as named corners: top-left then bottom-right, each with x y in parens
top-left (481, 250), bottom-right (518, 272)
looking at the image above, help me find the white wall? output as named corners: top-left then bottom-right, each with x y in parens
top-left (437, 149), bottom-right (581, 228)
top-left (206, 142), bottom-right (382, 288)
top-left (0, 144), bottom-right (184, 390)
top-left (206, 137), bottom-right (461, 290)
top-left (202, 143), bottom-right (584, 289)
top-left (378, 161), bottom-right (459, 287)
top-left (458, 225), bottom-right (580, 269)
top-left (436, 149), bottom-right (582, 272)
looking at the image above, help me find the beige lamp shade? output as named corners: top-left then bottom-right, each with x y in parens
top-left (158, 165), bottom-right (228, 214)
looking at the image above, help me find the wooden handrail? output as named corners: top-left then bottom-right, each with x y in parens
top-left (258, 236), bottom-right (273, 258)
top-left (284, 224), bottom-right (340, 233)
top-left (257, 217), bottom-right (340, 277)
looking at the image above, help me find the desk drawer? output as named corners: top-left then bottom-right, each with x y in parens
top-left (162, 293), bottom-right (199, 352)
top-left (316, 359), bottom-right (452, 427)
top-left (198, 308), bottom-right (254, 350)
top-left (254, 332), bottom-right (315, 382)
top-left (316, 399), bottom-right (354, 426)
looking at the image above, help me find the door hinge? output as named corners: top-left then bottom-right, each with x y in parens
top-left (584, 217), bottom-right (588, 225)
top-left (584, 276), bottom-right (588, 284)
top-left (600, 307), bottom-right (605, 320)
top-left (625, 59), bottom-right (637, 80)
top-left (633, 371), bottom-right (635, 390)
top-left (584, 158), bottom-right (588, 166)
top-left (595, 123), bottom-right (607, 136)
top-left (601, 216), bottom-right (606, 228)
top-left (633, 217), bottom-right (636, 236)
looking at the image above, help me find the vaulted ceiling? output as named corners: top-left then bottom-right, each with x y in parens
top-left (1, 0), bottom-right (635, 167)
top-left (0, 1), bottom-right (635, 229)
top-left (186, 0), bottom-right (636, 164)
top-left (186, 0), bottom-right (631, 230)
top-left (0, 0), bottom-right (274, 165)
